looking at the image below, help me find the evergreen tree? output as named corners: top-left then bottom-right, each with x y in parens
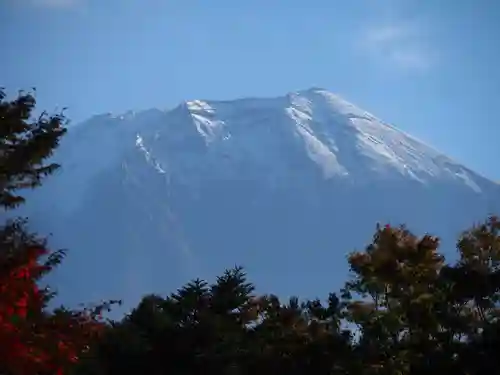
top-left (0, 89), bottom-right (66, 209)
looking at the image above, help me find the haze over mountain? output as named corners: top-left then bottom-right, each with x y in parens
top-left (18, 88), bottom-right (500, 309)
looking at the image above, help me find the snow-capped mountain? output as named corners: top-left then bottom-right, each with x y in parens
top-left (21, 88), bottom-right (500, 309)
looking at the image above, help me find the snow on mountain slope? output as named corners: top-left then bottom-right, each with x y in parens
top-left (130, 87), bottom-right (487, 188)
top-left (21, 88), bottom-right (500, 311)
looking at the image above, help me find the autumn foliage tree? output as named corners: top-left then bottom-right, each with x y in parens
top-left (0, 89), bottom-right (117, 375)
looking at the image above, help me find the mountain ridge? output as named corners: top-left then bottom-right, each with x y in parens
top-left (73, 87), bottom-right (493, 184)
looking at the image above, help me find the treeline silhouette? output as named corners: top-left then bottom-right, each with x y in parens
top-left (1, 90), bottom-right (500, 375)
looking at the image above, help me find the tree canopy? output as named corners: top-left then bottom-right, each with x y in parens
top-left (0, 89), bottom-right (66, 209)
top-left (76, 218), bottom-right (500, 375)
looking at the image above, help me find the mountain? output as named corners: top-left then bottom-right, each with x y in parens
top-left (17, 88), bottom-right (500, 309)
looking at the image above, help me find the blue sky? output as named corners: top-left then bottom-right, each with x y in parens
top-left (1, 0), bottom-right (500, 182)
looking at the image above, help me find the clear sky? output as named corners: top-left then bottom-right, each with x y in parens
top-left (1, 0), bottom-right (500, 181)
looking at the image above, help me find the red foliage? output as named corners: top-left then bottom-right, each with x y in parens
top-left (0, 245), bottom-right (105, 375)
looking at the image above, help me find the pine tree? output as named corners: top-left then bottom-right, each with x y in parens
top-left (0, 89), bottom-right (66, 210)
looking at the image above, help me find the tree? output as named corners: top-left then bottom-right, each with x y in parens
top-left (0, 89), bottom-right (117, 375)
top-left (0, 220), bottom-right (108, 375)
top-left (341, 217), bottom-right (500, 375)
top-left (80, 266), bottom-right (354, 375)
top-left (0, 88), bottom-right (66, 209)
top-left (342, 224), bottom-right (448, 374)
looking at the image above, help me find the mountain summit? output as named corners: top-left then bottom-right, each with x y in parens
top-left (23, 88), bottom-right (499, 308)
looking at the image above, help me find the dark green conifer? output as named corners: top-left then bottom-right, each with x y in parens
top-left (0, 89), bottom-right (66, 210)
